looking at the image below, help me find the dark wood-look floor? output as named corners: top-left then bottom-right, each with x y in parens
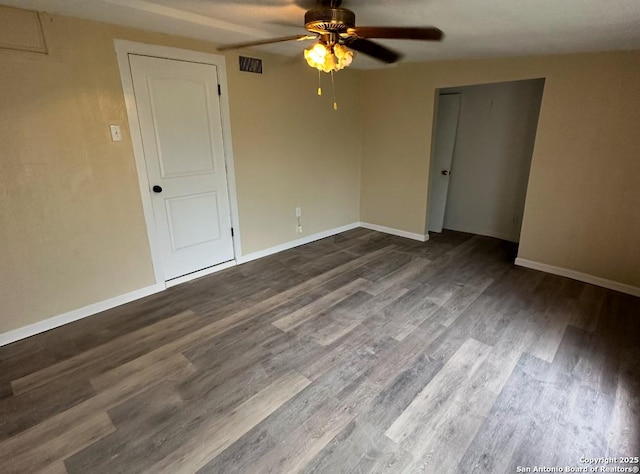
top-left (1, 229), bottom-right (639, 473)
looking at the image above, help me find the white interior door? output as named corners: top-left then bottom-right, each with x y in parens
top-left (129, 54), bottom-right (234, 280)
top-left (427, 93), bottom-right (462, 233)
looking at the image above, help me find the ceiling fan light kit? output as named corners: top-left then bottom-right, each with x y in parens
top-left (217, 0), bottom-right (443, 109)
top-left (304, 41), bottom-right (353, 72)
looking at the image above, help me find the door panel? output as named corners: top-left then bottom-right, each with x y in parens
top-left (129, 54), bottom-right (234, 280)
top-left (427, 93), bottom-right (461, 233)
top-left (165, 192), bottom-right (221, 251)
top-left (150, 78), bottom-right (217, 177)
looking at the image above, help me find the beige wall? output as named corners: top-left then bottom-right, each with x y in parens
top-left (360, 51), bottom-right (640, 288)
top-left (226, 55), bottom-right (362, 254)
top-left (0, 12), bottom-right (361, 334)
top-left (1, 8), bottom-right (638, 337)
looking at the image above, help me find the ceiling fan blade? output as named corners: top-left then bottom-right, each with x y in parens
top-left (349, 26), bottom-right (443, 41)
top-left (344, 37), bottom-right (402, 64)
top-left (217, 35), bottom-right (316, 52)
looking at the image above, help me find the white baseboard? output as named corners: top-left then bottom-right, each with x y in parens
top-left (0, 283), bottom-right (165, 347)
top-left (0, 220), bottom-right (433, 347)
top-left (515, 258), bottom-right (640, 297)
top-left (359, 222), bottom-right (429, 242)
top-left (237, 222), bottom-right (361, 264)
top-left (238, 221), bottom-right (429, 264)
top-left (166, 260), bottom-right (236, 288)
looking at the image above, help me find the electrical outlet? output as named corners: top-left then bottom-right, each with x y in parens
top-left (295, 207), bottom-right (302, 234)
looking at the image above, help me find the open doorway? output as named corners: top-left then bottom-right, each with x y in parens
top-left (427, 78), bottom-right (545, 242)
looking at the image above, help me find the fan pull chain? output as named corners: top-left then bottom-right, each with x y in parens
top-left (331, 70), bottom-right (338, 110)
top-left (317, 69), bottom-right (322, 96)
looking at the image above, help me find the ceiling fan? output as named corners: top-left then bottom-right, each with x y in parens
top-left (217, 0), bottom-right (444, 68)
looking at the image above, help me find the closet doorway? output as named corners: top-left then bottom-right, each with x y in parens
top-left (427, 78), bottom-right (545, 242)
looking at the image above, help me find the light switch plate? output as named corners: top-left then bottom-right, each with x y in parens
top-left (109, 125), bottom-right (122, 142)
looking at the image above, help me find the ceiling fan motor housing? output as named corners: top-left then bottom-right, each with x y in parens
top-left (304, 7), bottom-right (356, 35)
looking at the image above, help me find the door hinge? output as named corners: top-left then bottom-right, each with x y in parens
top-left (231, 227), bottom-right (234, 237)
top-left (218, 84), bottom-right (221, 96)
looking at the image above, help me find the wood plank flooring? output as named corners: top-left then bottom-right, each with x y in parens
top-left (1, 229), bottom-right (638, 473)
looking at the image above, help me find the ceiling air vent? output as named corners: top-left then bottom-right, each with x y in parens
top-left (239, 56), bottom-right (263, 74)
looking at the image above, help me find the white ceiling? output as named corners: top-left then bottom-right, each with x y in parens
top-left (2, 0), bottom-right (640, 69)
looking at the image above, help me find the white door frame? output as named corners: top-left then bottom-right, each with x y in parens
top-left (114, 39), bottom-right (242, 285)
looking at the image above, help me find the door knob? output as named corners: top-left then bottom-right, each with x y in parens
top-left (441, 170), bottom-right (449, 176)
top-left (152, 185), bottom-right (163, 193)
